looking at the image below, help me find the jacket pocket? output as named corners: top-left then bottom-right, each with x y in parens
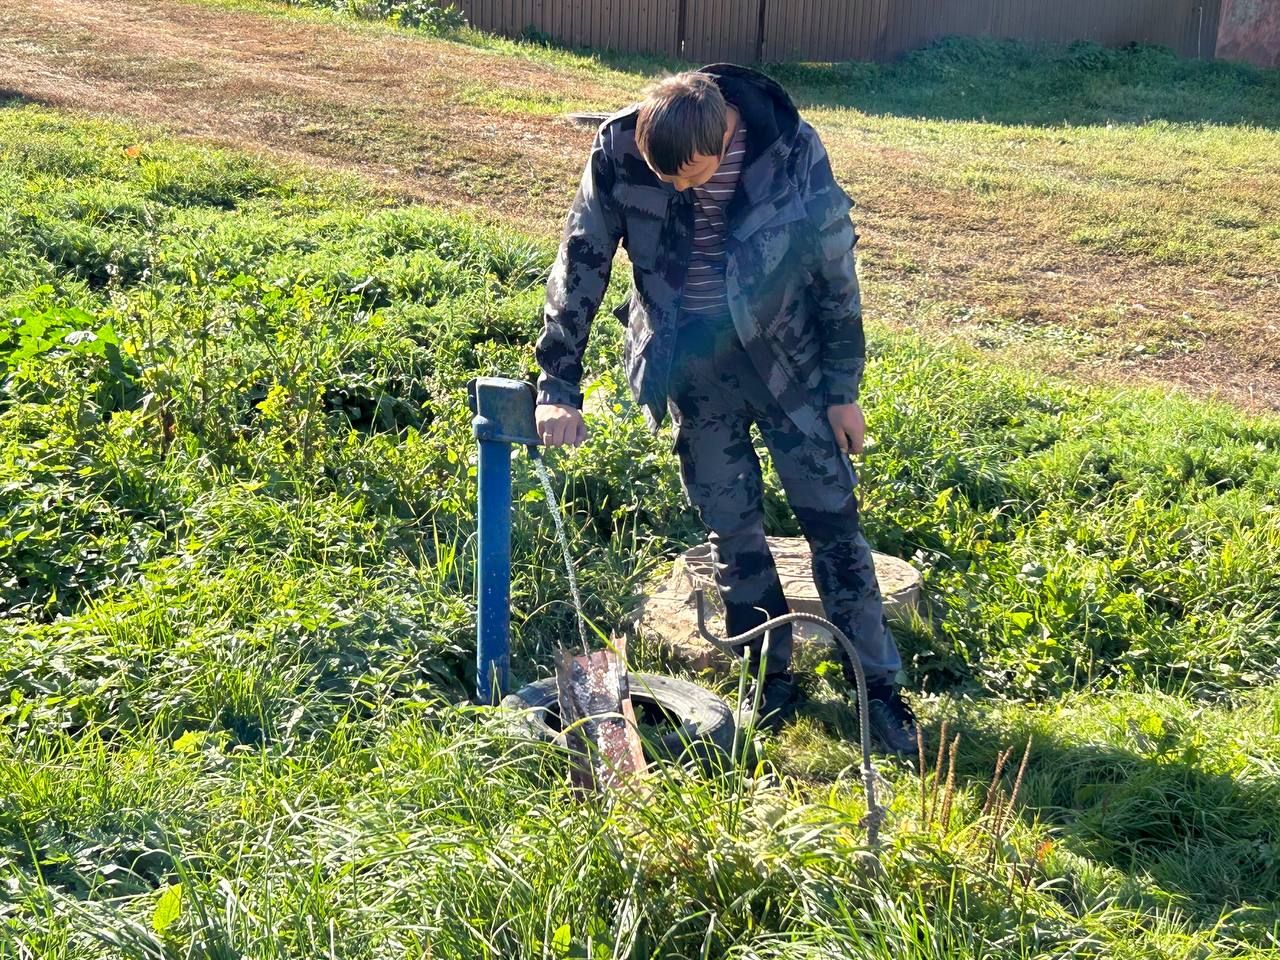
top-left (765, 298), bottom-right (824, 390)
top-left (623, 214), bottom-right (662, 270)
top-left (766, 296), bottom-right (819, 350)
top-left (622, 314), bottom-right (654, 369)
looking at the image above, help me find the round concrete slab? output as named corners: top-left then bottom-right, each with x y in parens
top-left (634, 537), bottom-right (922, 673)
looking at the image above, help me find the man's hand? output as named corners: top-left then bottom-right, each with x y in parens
top-left (827, 402), bottom-right (865, 455)
top-left (536, 403), bottom-right (587, 447)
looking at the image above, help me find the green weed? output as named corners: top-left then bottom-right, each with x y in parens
top-left (282, 0), bottom-right (465, 35)
top-left (1, 106), bottom-right (1278, 957)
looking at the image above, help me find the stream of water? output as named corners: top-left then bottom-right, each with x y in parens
top-left (531, 453), bottom-right (590, 655)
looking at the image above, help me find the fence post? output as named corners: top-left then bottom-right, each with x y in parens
top-left (755, 0), bottom-right (768, 62)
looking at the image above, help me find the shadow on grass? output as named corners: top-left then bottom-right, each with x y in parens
top-left (798, 689), bottom-right (1279, 930)
top-left (510, 32), bottom-right (1280, 129)
top-left (934, 704), bottom-right (1280, 927)
top-left (0, 89), bottom-right (46, 107)
top-left (773, 39), bottom-right (1280, 128)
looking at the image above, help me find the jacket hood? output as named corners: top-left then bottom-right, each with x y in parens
top-left (697, 63), bottom-right (802, 167)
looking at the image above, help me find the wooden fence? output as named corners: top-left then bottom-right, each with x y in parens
top-left (458, 0), bottom-right (1223, 63)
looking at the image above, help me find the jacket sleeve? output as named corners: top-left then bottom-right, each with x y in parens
top-left (534, 123), bottom-right (623, 408)
top-left (796, 123), bottom-right (865, 406)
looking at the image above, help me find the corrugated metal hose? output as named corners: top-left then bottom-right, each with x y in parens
top-left (693, 588), bottom-right (885, 851)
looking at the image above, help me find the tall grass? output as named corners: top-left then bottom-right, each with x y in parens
top-left (1, 106), bottom-right (1278, 956)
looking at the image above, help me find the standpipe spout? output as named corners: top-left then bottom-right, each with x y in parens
top-left (467, 378), bottom-right (541, 705)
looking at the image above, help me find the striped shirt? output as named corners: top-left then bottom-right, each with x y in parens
top-left (678, 123), bottom-right (747, 319)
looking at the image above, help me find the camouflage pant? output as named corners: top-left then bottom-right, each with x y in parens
top-left (667, 313), bottom-right (901, 682)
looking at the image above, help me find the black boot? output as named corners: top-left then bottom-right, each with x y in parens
top-left (736, 672), bottom-right (803, 733)
top-left (861, 679), bottom-right (918, 756)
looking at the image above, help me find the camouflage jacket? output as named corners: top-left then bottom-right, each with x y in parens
top-left (534, 63), bottom-right (865, 438)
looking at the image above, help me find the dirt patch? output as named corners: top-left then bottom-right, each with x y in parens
top-left (0, 0), bottom-right (612, 232)
top-left (832, 141), bottom-right (1280, 410)
top-left (1, 0), bottom-right (1277, 410)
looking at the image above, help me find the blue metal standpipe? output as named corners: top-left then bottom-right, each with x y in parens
top-left (468, 377), bottom-right (542, 705)
top-left (476, 437), bottom-right (512, 703)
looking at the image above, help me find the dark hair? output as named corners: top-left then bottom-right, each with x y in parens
top-left (636, 72), bottom-right (727, 176)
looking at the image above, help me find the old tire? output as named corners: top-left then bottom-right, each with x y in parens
top-left (500, 672), bottom-right (736, 765)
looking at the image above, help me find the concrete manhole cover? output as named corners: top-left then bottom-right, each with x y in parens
top-left (633, 537), bottom-right (922, 672)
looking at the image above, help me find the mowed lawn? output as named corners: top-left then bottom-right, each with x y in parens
top-left (1, 4), bottom-right (1279, 958)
